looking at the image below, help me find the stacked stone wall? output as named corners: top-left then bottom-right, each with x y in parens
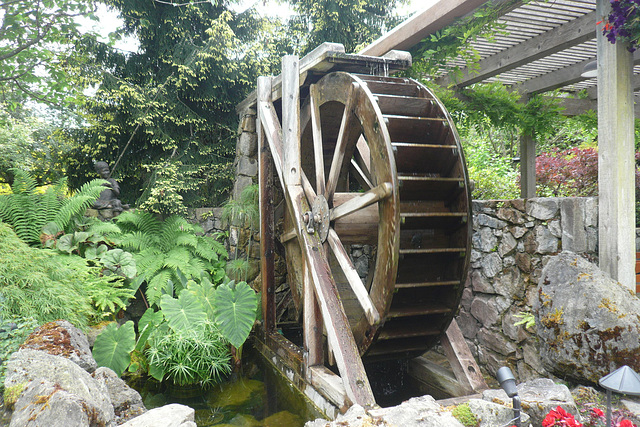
top-left (458, 197), bottom-right (598, 382)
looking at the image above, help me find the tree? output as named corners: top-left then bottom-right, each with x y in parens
top-left (0, 0), bottom-right (96, 106)
top-left (288, 0), bottom-right (406, 54)
top-left (67, 2), bottom-right (283, 213)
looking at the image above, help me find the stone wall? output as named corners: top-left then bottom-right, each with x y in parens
top-left (457, 197), bottom-right (598, 382)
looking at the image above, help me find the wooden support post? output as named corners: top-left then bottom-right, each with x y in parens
top-left (596, 0), bottom-right (635, 291)
top-left (441, 319), bottom-right (488, 394)
top-left (519, 133), bottom-right (536, 199)
top-left (282, 55), bottom-right (301, 187)
top-left (258, 76), bottom-right (276, 335)
top-left (303, 262), bottom-right (323, 378)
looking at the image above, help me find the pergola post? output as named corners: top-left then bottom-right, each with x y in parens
top-left (519, 132), bottom-right (536, 199)
top-left (596, 0), bottom-right (635, 290)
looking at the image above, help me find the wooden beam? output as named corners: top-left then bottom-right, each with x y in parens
top-left (517, 50), bottom-right (640, 95)
top-left (519, 132), bottom-right (536, 199)
top-left (440, 320), bottom-right (488, 394)
top-left (596, 0), bottom-right (635, 291)
top-left (438, 11), bottom-right (597, 88)
top-left (359, 0), bottom-right (509, 57)
top-left (258, 76), bottom-right (276, 335)
top-left (283, 55), bottom-right (301, 187)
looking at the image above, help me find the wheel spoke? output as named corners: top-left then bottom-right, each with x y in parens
top-left (325, 83), bottom-right (357, 203)
top-left (350, 159), bottom-right (373, 190)
top-left (354, 136), bottom-right (372, 183)
top-left (327, 228), bottom-right (380, 325)
top-left (310, 84), bottom-right (326, 196)
top-left (330, 182), bottom-right (392, 221)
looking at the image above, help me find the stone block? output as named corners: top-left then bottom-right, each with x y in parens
top-left (120, 404), bottom-right (195, 427)
top-left (502, 310), bottom-right (530, 343)
top-left (510, 225), bottom-right (528, 239)
top-left (515, 252), bottom-right (532, 273)
top-left (482, 253), bottom-right (502, 278)
top-left (471, 270), bottom-right (494, 294)
top-left (232, 175), bottom-right (254, 200)
top-left (476, 213), bottom-right (507, 229)
top-left (496, 207), bottom-right (527, 224)
top-left (467, 399), bottom-right (531, 427)
top-left (498, 232), bottom-right (517, 257)
top-left (561, 198), bottom-right (587, 252)
top-left (526, 198), bottom-right (560, 220)
top-left (472, 227), bottom-right (497, 252)
top-left (237, 156), bottom-right (258, 177)
top-left (237, 132), bottom-right (258, 157)
top-left (493, 267), bottom-right (522, 298)
top-left (478, 328), bottom-right (516, 356)
top-left (470, 295), bottom-right (499, 326)
top-left (534, 225), bottom-right (558, 254)
top-left (456, 309), bottom-right (480, 340)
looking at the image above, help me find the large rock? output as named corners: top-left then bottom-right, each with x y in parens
top-left (120, 404), bottom-right (195, 427)
top-left (483, 378), bottom-right (578, 427)
top-left (21, 320), bottom-right (97, 373)
top-left (5, 349), bottom-right (114, 426)
top-left (368, 395), bottom-right (465, 426)
top-left (534, 252), bottom-right (640, 383)
top-left (93, 367), bottom-right (146, 424)
top-left (9, 380), bottom-right (99, 427)
top-left (467, 398), bottom-right (531, 427)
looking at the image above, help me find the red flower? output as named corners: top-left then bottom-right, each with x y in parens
top-left (591, 408), bottom-right (605, 418)
top-left (618, 420), bottom-right (636, 427)
top-left (542, 406), bottom-right (583, 427)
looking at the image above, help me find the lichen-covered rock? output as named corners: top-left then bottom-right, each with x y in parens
top-left (368, 395), bottom-right (465, 426)
top-left (21, 320), bottom-right (97, 373)
top-left (467, 398), bottom-right (530, 427)
top-left (534, 252), bottom-right (640, 383)
top-left (483, 378), bottom-right (577, 427)
top-left (5, 349), bottom-right (114, 425)
top-left (92, 367), bottom-right (146, 424)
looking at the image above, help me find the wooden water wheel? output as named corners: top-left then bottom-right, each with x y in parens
top-left (252, 43), bottom-right (478, 413)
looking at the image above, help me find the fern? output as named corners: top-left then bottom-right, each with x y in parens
top-left (0, 169), bottom-right (106, 246)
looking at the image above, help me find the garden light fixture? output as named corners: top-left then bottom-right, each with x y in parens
top-left (581, 60), bottom-right (597, 78)
top-left (599, 366), bottom-right (640, 427)
top-left (497, 366), bottom-right (521, 427)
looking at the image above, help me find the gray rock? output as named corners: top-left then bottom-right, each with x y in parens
top-left (482, 253), bottom-right (502, 278)
top-left (237, 131), bottom-right (258, 157)
top-left (470, 295), bottom-right (499, 326)
top-left (493, 267), bottom-right (522, 298)
top-left (498, 232), bottom-right (517, 257)
top-left (534, 252), bottom-right (640, 383)
top-left (93, 367), bottom-right (146, 424)
top-left (497, 207), bottom-right (527, 225)
top-left (368, 395), bottom-right (464, 426)
top-left (21, 320), bottom-right (97, 373)
top-left (478, 328), bottom-right (516, 356)
top-left (476, 213), bottom-right (507, 229)
top-left (548, 219), bottom-right (562, 239)
top-left (305, 404), bottom-right (367, 427)
top-left (467, 398), bottom-right (531, 427)
top-left (120, 404), bottom-right (195, 427)
top-left (510, 226), bottom-right (528, 239)
top-left (5, 349), bottom-right (114, 425)
top-left (472, 227), bottom-right (498, 253)
top-left (471, 270), bottom-right (494, 294)
top-left (9, 380), bottom-right (94, 427)
top-left (483, 378), bottom-right (577, 427)
top-left (502, 310), bottom-right (530, 343)
top-left (237, 156), bottom-right (258, 177)
top-left (232, 175), bottom-right (253, 201)
top-left (534, 225), bottom-right (558, 254)
top-left (526, 198), bottom-right (559, 220)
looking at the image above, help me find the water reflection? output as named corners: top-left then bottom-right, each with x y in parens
top-left (129, 347), bottom-right (324, 426)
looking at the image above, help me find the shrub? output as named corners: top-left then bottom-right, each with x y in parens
top-left (536, 147), bottom-right (598, 197)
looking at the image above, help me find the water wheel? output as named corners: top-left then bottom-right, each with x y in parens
top-left (255, 47), bottom-right (472, 410)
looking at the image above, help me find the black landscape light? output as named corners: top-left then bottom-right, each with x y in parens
top-left (497, 366), bottom-right (521, 427)
top-left (599, 366), bottom-right (640, 427)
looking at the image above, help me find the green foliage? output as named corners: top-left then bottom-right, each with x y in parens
top-left (451, 403), bottom-right (479, 427)
top-left (0, 312), bottom-right (39, 392)
top-left (0, 223), bottom-right (129, 327)
top-left (160, 292), bottom-right (207, 332)
top-left (114, 210), bottom-right (227, 306)
top-left (0, 0), bottom-right (96, 105)
top-left (146, 322), bottom-right (231, 387)
top-left (287, 0), bottom-right (406, 54)
top-left (0, 169), bottom-right (106, 246)
top-left (92, 321), bottom-right (136, 377)
top-left (514, 311), bottom-right (536, 330)
top-left (222, 184), bottom-right (259, 229)
top-left (213, 281), bottom-right (258, 349)
top-left (468, 164), bottom-right (520, 200)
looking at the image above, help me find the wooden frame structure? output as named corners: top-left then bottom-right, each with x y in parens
top-left (362, 0), bottom-right (638, 291)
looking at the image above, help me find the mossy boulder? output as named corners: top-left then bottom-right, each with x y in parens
top-left (534, 252), bottom-right (640, 383)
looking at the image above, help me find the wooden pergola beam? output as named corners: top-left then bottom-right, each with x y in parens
top-left (437, 11), bottom-right (597, 88)
top-left (516, 50), bottom-right (640, 95)
top-left (359, 0), bottom-right (513, 56)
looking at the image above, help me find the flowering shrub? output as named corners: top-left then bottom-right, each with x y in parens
top-left (602, 0), bottom-right (640, 52)
top-left (542, 406), bottom-right (583, 427)
top-left (573, 406), bottom-right (638, 427)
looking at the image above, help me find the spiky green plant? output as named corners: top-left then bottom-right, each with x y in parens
top-left (0, 169), bottom-right (106, 246)
top-left (114, 210), bottom-right (228, 306)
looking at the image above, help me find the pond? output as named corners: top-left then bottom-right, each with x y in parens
top-left (128, 346), bottom-right (325, 427)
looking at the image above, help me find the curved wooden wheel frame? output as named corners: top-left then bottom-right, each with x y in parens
top-left (283, 71), bottom-right (400, 354)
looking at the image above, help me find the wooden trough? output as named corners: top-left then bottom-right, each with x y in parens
top-left (241, 43), bottom-right (487, 416)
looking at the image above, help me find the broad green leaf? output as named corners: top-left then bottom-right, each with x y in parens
top-left (160, 292), bottom-right (206, 332)
top-left (56, 234), bottom-right (76, 253)
top-left (92, 321), bottom-right (136, 376)
top-left (189, 280), bottom-right (216, 321)
top-left (101, 249), bottom-right (137, 279)
top-left (213, 281), bottom-right (257, 348)
top-left (136, 308), bottom-right (164, 352)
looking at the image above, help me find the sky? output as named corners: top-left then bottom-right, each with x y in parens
top-left (81, 0), bottom-right (438, 54)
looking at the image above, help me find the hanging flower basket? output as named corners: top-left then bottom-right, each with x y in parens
top-left (601, 0), bottom-right (640, 52)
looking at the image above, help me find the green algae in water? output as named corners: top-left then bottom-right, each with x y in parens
top-left (130, 348), bottom-right (324, 426)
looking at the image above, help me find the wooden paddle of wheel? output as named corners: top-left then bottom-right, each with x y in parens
top-left (255, 46), bottom-right (482, 412)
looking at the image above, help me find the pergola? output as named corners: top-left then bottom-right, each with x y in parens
top-left (361, 0), bottom-right (639, 290)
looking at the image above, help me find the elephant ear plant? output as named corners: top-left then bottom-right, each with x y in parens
top-left (92, 276), bottom-right (258, 387)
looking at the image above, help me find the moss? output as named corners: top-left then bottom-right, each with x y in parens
top-left (3, 382), bottom-right (27, 410)
top-left (21, 322), bottom-right (78, 359)
top-left (540, 308), bottom-right (564, 329)
top-left (451, 403), bottom-right (479, 427)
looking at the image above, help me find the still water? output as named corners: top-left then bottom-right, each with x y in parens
top-left (129, 348), bottom-right (325, 427)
